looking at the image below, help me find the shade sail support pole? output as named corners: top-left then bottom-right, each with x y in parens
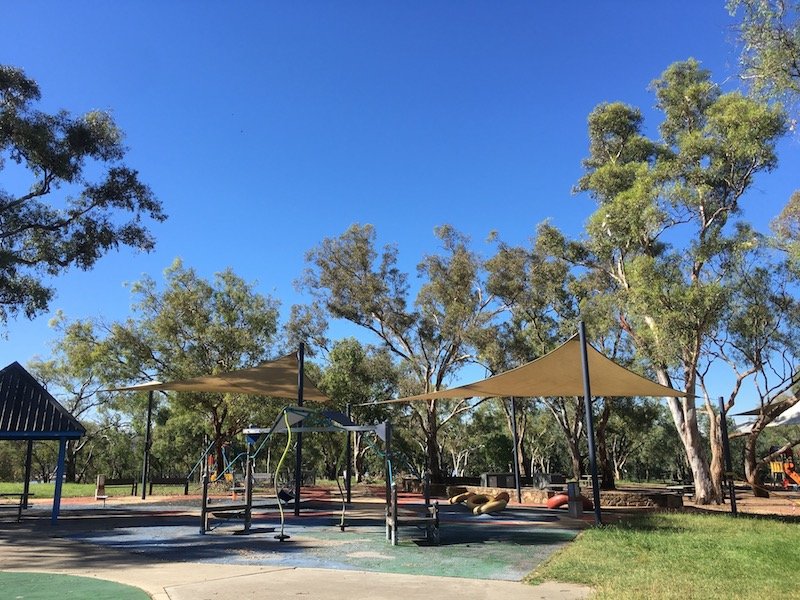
top-left (294, 343), bottom-right (305, 517)
top-left (345, 403), bottom-right (353, 504)
top-left (579, 321), bottom-right (602, 526)
top-left (719, 396), bottom-right (738, 517)
top-left (141, 390), bottom-right (154, 500)
top-left (510, 397), bottom-right (522, 503)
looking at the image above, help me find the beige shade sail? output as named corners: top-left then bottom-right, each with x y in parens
top-left (386, 336), bottom-right (687, 403)
top-left (111, 352), bottom-right (329, 402)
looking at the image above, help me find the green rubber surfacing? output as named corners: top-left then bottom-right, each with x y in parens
top-left (0, 572), bottom-right (149, 600)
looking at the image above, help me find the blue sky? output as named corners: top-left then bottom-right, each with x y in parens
top-left (2, 2), bottom-right (799, 408)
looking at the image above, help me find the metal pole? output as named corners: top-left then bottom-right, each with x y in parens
top-left (578, 321), bottom-right (603, 525)
top-left (141, 390), bottom-right (154, 500)
top-left (23, 439), bottom-right (33, 509)
top-left (51, 437), bottom-right (67, 524)
top-left (719, 396), bottom-right (738, 517)
top-left (510, 397), bottom-right (522, 503)
top-left (294, 343), bottom-right (305, 517)
top-left (345, 403), bottom-right (353, 504)
top-left (200, 468), bottom-right (209, 534)
top-left (244, 443), bottom-right (253, 532)
top-left (385, 421), bottom-right (392, 510)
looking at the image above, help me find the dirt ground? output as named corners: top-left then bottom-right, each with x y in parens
top-left (686, 486), bottom-right (800, 518)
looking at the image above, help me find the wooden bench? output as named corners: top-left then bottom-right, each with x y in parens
top-left (0, 492), bottom-right (33, 522)
top-left (95, 475), bottom-right (138, 505)
top-left (385, 484), bottom-right (439, 545)
top-left (149, 477), bottom-right (189, 495)
top-left (666, 484), bottom-right (695, 498)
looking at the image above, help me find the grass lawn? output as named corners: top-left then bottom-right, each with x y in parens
top-left (0, 572), bottom-right (149, 600)
top-left (0, 481), bottom-right (199, 498)
top-left (528, 511), bottom-right (800, 599)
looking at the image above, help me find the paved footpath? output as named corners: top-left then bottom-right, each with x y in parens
top-left (0, 506), bottom-right (592, 600)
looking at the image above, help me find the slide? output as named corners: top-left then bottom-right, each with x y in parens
top-left (783, 463), bottom-right (800, 486)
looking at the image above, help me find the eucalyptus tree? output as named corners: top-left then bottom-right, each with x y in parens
top-left (315, 338), bottom-right (400, 482)
top-left (698, 256), bottom-right (800, 495)
top-left (604, 398), bottom-right (663, 481)
top-left (97, 259), bottom-right (281, 477)
top-left (542, 60), bottom-right (786, 503)
top-left (730, 1), bottom-right (800, 110)
top-left (482, 238), bottom-right (580, 478)
top-left (484, 234), bottom-right (635, 487)
top-left (298, 224), bottom-right (499, 481)
top-left (0, 65), bottom-right (165, 324)
top-left (28, 317), bottom-right (120, 482)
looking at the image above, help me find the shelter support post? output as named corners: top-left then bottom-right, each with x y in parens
top-left (719, 397), bottom-right (738, 517)
top-left (23, 439), bottom-right (33, 509)
top-left (385, 421), bottom-right (392, 510)
top-left (579, 321), bottom-right (603, 526)
top-left (51, 437), bottom-right (67, 524)
top-left (141, 390), bottom-right (154, 500)
top-left (244, 445), bottom-right (253, 532)
top-left (510, 397), bottom-right (522, 503)
top-left (294, 343), bottom-right (305, 517)
top-left (345, 403), bottom-right (352, 504)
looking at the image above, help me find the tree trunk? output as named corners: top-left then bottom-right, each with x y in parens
top-left (567, 437), bottom-right (582, 481)
top-left (706, 403), bottom-right (724, 501)
top-left (65, 441), bottom-right (77, 483)
top-left (666, 397), bottom-right (716, 503)
top-left (213, 420), bottom-right (226, 480)
top-left (743, 433), bottom-right (770, 497)
top-left (426, 401), bottom-right (442, 482)
top-left (657, 364), bottom-right (718, 504)
top-left (354, 433), bottom-right (365, 482)
top-left (502, 399), bottom-right (530, 479)
top-left (596, 400), bottom-right (616, 490)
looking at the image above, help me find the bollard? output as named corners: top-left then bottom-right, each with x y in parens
top-left (95, 475), bottom-right (106, 499)
top-left (567, 481), bottom-right (583, 518)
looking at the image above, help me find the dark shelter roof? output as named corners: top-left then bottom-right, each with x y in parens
top-left (0, 362), bottom-right (85, 439)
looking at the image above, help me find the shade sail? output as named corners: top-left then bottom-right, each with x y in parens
top-left (736, 400), bottom-right (800, 431)
top-left (112, 353), bottom-right (329, 402)
top-left (387, 336), bottom-right (687, 403)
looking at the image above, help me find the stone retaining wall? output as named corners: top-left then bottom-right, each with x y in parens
top-left (436, 483), bottom-right (683, 508)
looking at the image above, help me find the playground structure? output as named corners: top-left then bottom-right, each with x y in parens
top-left (769, 448), bottom-right (800, 489)
top-left (199, 405), bottom-right (391, 537)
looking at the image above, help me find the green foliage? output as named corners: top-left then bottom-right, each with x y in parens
top-left (299, 223), bottom-right (499, 480)
top-left (0, 65), bottom-right (165, 323)
top-left (35, 260), bottom-right (282, 481)
top-left (563, 59), bottom-right (787, 500)
top-left (730, 0), bottom-right (800, 107)
top-left (772, 190), bottom-right (800, 268)
top-left (311, 338), bottom-right (401, 480)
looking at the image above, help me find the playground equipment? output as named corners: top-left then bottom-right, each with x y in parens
top-left (199, 405), bottom-right (389, 536)
top-left (475, 492), bottom-right (510, 515)
top-left (449, 490), bottom-right (510, 515)
top-left (769, 448), bottom-right (800, 488)
top-left (385, 473), bottom-right (439, 545)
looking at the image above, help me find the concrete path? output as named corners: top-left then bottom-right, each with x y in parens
top-left (0, 503), bottom-right (592, 600)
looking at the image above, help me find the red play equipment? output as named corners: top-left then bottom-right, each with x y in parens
top-left (546, 492), bottom-right (593, 510)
